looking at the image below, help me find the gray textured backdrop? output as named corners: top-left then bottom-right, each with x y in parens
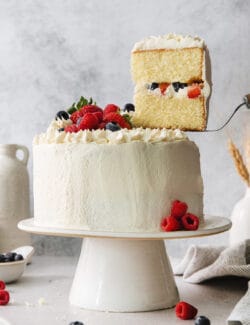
top-left (0, 0), bottom-right (249, 256)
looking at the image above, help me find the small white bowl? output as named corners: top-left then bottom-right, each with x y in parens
top-left (0, 246), bottom-right (34, 283)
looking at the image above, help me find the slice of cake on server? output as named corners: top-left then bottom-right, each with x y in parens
top-left (131, 34), bottom-right (211, 131)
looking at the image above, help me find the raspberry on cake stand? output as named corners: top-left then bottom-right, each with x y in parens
top-left (18, 216), bottom-right (231, 312)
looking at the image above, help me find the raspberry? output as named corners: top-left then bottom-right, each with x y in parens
top-left (175, 301), bottom-right (198, 320)
top-left (104, 112), bottom-right (131, 129)
top-left (0, 290), bottom-right (10, 305)
top-left (161, 215), bottom-right (182, 232)
top-left (64, 124), bottom-right (79, 133)
top-left (0, 281), bottom-right (5, 290)
top-left (80, 105), bottom-right (102, 115)
top-left (103, 104), bottom-right (120, 117)
top-left (171, 200), bottom-right (188, 219)
top-left (70, 110), bottom-right (84, 124)
top-left (78, 113), bottom-right (99, 130)
top-left (98, 122), bottom-right (107, 129)
top-left (182, 213), bottom-right (199, 230)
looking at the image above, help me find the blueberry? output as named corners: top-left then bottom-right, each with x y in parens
top-left (123, 103), bottom-right (135, 112)
top-left (195, 315), bottom-right (210, 325)
top-left (14, 254), bottom-right (24, 261)
top-left (172, 82), bottom-right (181, 92)
top-left (55, 111), bottom-right (69, 120)
top-left (0, 254), bottom-right (5, 263)
top-left (150, 82), bottom-right (159, 90)
top-left (105, 122), bottom-right (121, 132)
top-left (180, 83), bottom-right (188, 89)
top-left (58, 128), bottom-right (65, 132)
top-left (5, 252), bottom-right (16, 262)
top-left (69, 322), bottom-right (84, 325)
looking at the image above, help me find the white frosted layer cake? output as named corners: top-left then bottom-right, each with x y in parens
top-left (33, 125), bottom-right (204, 232)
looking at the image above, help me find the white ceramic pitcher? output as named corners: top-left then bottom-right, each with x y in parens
top-left (229, 187), bottom-right (250, 246)
top-left (0, 144), bottom-right (31, 252)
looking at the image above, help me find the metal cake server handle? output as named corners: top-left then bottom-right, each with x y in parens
top-left (204, 94), bottom-right (250, 132)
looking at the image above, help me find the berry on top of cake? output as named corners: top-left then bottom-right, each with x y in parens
top-left (131, 33), bottom-right (211, 131)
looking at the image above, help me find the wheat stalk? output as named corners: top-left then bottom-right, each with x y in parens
top-left (228, 139), bottom-right (250, 186)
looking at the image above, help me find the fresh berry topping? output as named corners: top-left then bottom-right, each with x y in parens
top-left (175, 301), bottom-right (198, 320)
top-left (98, 122), bottom-right (107, 129)
top-left (103, 104), bottom-right (120, 116)
top-left (195, 316), bottom-right (211, 325)
top-left (64, 125), bottom-right (79, 133)
top-left (55, 111), bottom-right (69, 120)
top-left (188, 84), bottom-right (201, 98)
top-left (182, 213), bottom-right (199, 230)
top-left (172, 82), bottom-right (181, 92)
top-left (159, 83), bottom-right (170, 94)
top-left (104, 112), bottom-right (131, 129)
top-left (92, 111), bottom-right (103, 123)
top-left (70, 110), bottom-right (84, 124)
top-left (58, 128), bottom-right (65, 132)
top-left (69, 322), bottom-right (84, 325)
top-left (80, 105), bottom-right (102, 116)
top-left (78, 113), bottom-right (99, 130)
top-left (0, 290), bottom-right (10, 305)
top-left (0, 281), bottom-right (5, 290)
top-left (171, 200), bottom-right (188, 219)
top-left (123, 103), bottom-right (135, 112)
top-left (161, 216), bottom-right (182, 232)
top-left (150, 82), bottom-right (159, 90)
top-left (14, 254), bottom-right (24, 261)
top-left (105, 122), bottom-right (121, 132)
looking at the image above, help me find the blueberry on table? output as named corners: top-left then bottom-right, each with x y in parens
top-left (195, 315), bottom-right (211, 325)
top-left (123, 103), bottom-right (135, 112)
top-left (55, 111), bottom-right (69, 120)
top-left (69, 322), bottom-right (84, 325)
top-left (150, 82), bottom-right (159, 90)
top-left (105, 122), bottom-right (121, 132)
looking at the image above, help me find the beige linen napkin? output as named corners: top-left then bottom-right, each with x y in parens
top-left (173, 240), bottom-right (250, 283)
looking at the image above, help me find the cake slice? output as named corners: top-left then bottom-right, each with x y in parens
top-left (131, 34), bottom-right (211, 131)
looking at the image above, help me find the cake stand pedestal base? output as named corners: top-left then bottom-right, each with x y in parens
top-left (18, 216), bottom-right (231, 312)
top-left (70, 238), bottom-right (178, 312)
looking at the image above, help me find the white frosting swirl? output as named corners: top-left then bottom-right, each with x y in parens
top-left (33, 126), bottom-right (187, 145)
top-left (132, 33), bottom-right (204, 51)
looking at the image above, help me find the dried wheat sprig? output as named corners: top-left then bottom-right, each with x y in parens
top-left (228, 139), bottom-right (250, 186)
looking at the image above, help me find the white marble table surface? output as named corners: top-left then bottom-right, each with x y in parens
top-left (0, 256), bottom-right (247, 325)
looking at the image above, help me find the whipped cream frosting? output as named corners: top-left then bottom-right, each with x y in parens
top-left (132, 33), bottom-right (204, 51)
top-left (33, 119), bottom-right (187, 145)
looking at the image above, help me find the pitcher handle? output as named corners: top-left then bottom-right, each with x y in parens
top-left (15, 145), bottom-right (29, 166)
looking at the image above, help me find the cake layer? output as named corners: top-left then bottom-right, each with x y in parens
top-left (131, 48), bottom-right (203, 84)
top-left (33, 139), bottom-right (203, 232)
top-left (133, 87), bottom-right (206, 131)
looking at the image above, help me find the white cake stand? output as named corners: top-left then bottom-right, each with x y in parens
top-left (18, 215), bottom-right (231, 312)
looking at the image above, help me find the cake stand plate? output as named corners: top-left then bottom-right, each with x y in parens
top-left (18, 216), bottom-right (231, 312)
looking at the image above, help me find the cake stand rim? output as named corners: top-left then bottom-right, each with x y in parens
top-left (18, 215), bottom-right (231, 240)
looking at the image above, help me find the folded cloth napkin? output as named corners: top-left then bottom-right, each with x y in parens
top-left (173, 239), bottom-right (250, 283)
top-left (227, 280), bottom-right (250, 325)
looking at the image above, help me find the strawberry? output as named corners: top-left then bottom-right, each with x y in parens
top-left (187, 84), bottom-right (201, 98)
top-left (78, 113), bottom-right (99, 130)
top-left (0, 281), bottom-right (5, 290)
top-left (104, 112), bottom-right (131, 129)
top-left (182, 213), bottom-right (199, 230)
top-left (64, 124), bottom-right (79, 133)
top-left (0, 290), bottom-right (10, 305)
top-left (159, 82), bottom-right (170, 94)
top-left (175, 301), bottom-right (198, 320)
top-left (92, 111), bottom-right (103, 123)
top-left (98, 121), bottom-right (107, 129)
top-left (161, 215), bottom-right (182, 232)
top-left (171, 200), bottom-right (188, 219)
top-left (80, 105), bottom-right (102, 115)
top-left (103, 104), bottom-right (120, 117)
top-left (70, 110), bottom-right (84, 124)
